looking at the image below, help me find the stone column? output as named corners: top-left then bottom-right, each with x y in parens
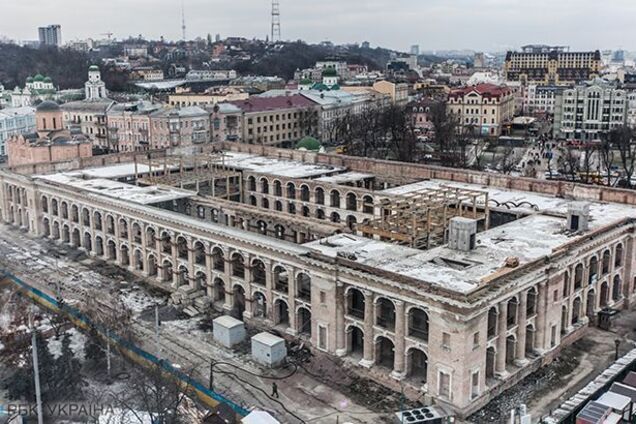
top-left (392, 300), bottom-right (406, 379)
top-left (243, 255), bottom-right (253, 320)
top-left (205, 244), bottom-right (213, 298)
top-left (186, 236), bottom-right (195, 289)
top-left (222, 248), bottom-right (233, 313)
top-left (535, 282), bottom-right (547, 352)
top-left (264, 261), bottom-right (274, 324)
top-left (516, 292), bottom-right (528, 363)
top-left (170, 232), bottom-right (178, 288)
top-left (360, 290), bottom-right (375, 368)
top-left (140, 224), bottom-right (148, 276)
top-left (495, 300), bottom-right (508, 376)
top-left (127, 220), bottom-right (134, 272)
top-left (335, 282), bottom-right (346, 356)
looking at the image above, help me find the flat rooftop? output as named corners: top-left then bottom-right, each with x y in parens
top-left (213, 151), bottom-right (346, 178)
top-left (36, 173), bottom-right (194, 205)
top-left (314, 172), bottom-right (376, 184)
top-left (305, 214), bottom-right (573, 294)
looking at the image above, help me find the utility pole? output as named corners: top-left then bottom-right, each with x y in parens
top-left (155, 304), bottom-right (161, 359)
top-left (209, 360), bottom-right (215, 390)
top-left (29, 313), bottom-right (44, 424)
top-left (181, 0), bottom-right (187, 41)
top-left (106, 328), bottom-right (111, 381)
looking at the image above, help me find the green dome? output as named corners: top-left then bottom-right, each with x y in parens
top-left (89, 65), bottom-right (99, 71)
top-left (33, 74), bottom-right (45, 82)
top-left (296, 136), bottom-right (322, 151)
top-left (26, 77), bottom-right (34, 83)
top-left (311, 83), bottom-right (329, 91)
top-left (322, 68), bottom-right (337, 77)
top-left (43, 76), bottom-right (52, 83)
top-left (300, 78), bottom-right (313, 85)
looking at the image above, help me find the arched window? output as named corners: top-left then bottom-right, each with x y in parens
top-left (487, 307), bottom-right (498, 338)
top-left (296, 273), bottom-right (311, 301)
top-left (408, 308), bottom-right (429, 342)
top-left (315, 187), bottom-right (325, 205)
top-left (273, 180), bottom-right (282, 197)
top-left (602, 250), bottom-right (611, 275)
top-left (231, 253), bottom-right (245, 279)
top-left (615, 244), bottom-right (623, 268)
top-left (330, 190), bottom-right (341, 208)
top-left (286, 182), bottom-right (296, 199)
top-left (507, 298), bottom-right (518, 328)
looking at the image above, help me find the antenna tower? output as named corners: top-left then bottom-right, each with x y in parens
top-left (271, 0), bottom-right (281, 42)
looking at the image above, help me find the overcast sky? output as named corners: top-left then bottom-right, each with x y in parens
top-left (2, 0), bottom-right (634, 52)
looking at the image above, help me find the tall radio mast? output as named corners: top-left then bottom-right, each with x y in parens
top-left (181, 0), bottom-right (187, 41)
top-left (271, 0), bottom-right (281, 42)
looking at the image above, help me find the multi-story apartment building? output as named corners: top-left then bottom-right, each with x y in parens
top-left (168, 89), bottom-right (249, 108)
top-left (106, 101), bottom-right (161, 152)
top-left (38, 25), bottom-right (62, 46)
top-left (185, 70), bottom-right (238, 81)
top-left (149, 107), bottom-right (210, 149)
top-left (553, 81), bottom-right (627, 141)
top-left (447, 83), bottom-right (515, 136)
top-left (626, 92), bottom-right (636, 129)
top-left (209, 103), bottom-right (242, 143)
top-left (61, 99), bottom-right (114, 150)
top-left (504, 45), bottom-right (602, 85)
top-left (372, 80), bottom-right (409, 105)
top-left (522, 85), bottom-right (562, 115)
top-left (0, 107), bottom-right (36, 156)
top-left (227, 95), bottom-right (318, 147)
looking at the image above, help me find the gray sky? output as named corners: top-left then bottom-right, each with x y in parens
top-left (2, 0), bottom-right (634, 52)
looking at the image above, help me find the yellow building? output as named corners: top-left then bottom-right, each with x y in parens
top-left (447, 84), bottom-right (515, 136)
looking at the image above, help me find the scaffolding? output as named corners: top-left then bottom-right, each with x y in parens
top-left (135, 152), bottom-right (243, 201)
top-left (357, 185), bottom-right (489, 249)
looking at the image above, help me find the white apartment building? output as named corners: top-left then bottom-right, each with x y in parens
top-left (0, 107), bottom-right (36, 156)
top-left (523, 85), bottom-right (561, 115)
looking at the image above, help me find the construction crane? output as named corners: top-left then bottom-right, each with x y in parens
top-left (100, 32), bottom-right (114, 41)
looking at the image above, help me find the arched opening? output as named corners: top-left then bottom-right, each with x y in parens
top-left (52, 221), bottom-right (60, 240)
top-left (297, 307), bottom-right (311, 336)
top-left (262, 198), bottom-right (269, 209)
top-left (134, 249), bottom-right (144, 271)
top-left (120, 245), bottom-right (130, 266)
top-left (346, 193), bottom-right (357, 211)
top-left (407, 348), bottom-right (428, 384)
top-left (571, 297), bottom-right (581, 325)
top-left (177, 265), bottom-right (188, 287)
top-left (196, 206), bottom-right (205, 219)
top-left (286, 182), bottom-right (296, 199)
top-left (82, 208), bottom-right (90, 227)
top-left (148, 255), bottom-right (157, 277)
top-left (212, 247), bottom-right (224, 272)
top-left (132, 223), bottom-right (142, 244)
top-left (249, 195), bottom-right (257, 206)
top-left (486, 347), bottom-right (496, 379)
top-left (407, 308), bottom-right (429, 342)
top-left (586, 290), bottom-right (596, 320)
top-left (231, 253), bottom-right (245, 278)
top-left (71, 228), bottom-right (80, 248)
top-left (506, 297), bottom-right (518, 328)
top-left (232, 285), bottom-right (246, 319)
top-left (296, 273), bottom-right (311, 302)
top-left (107, 240), bottom-right (117, 261)
top-left (526, 288), bottom-right (537, 316)
top-left (71, 205), bottom-right (79, 223)
top-left (260, 178), bottom-right (269, 194)
top-left (62, 225), bottom-right (70, 243)
top-left (330, 212), bottom-right (341, 223)
top-left (600, 281), bottom-right (609, 307)
top-left (119, 218), bottom-right (128, 238)
top-left (272, 200), bottom-right (282, 212)
top-left (525, 325), bottom-right (535, 356)
top-left (161, 233), bottom-right (172, 254)
top-left (347, 288), bottom-right (365, 319)
top-left (95, 236), bottom-right (103, 256)
top-left (273, 266), bottom-right (289, 292)
top-left (213, 278), bottom-right (225, 303)
top-left (273, 180), bottom-right (282, 197)
top-left (247, 176), bottom-right (256, 191)
top-left (615, 244), bottom-right (623, 268)
top-left (612, 275), bottom-right (622, 302)
top-left (42, 218), bottom-right (50, 237)
top-left (194, 241), bottom-right (205, 265)
top-left (162, 260), bottom-right (173, 283)
top-left (41, 196), bottom-right (48, 213)
top-left (83, 232), bottom-right (92, 252)
top-left (330, 190), bottom-right (341, 208)
top-left (602, 250), bottom-right (611, 275)
top-left (257, 220), bottom-right (267, 235)
top-left (94, 212), bottom-right (102, 231)
top-left (274, 299), bottom-right (289, 326)
top-left (505, 335), bottom-right (516, 365)
top-left (252, 260), bottom-right (266, 286)
top-left (575, 264), bottom-right (584, 288)
top-left (274, 224), bottom-right (285, 240)
top-left (177, 236), bottom-right (188, 260)
top-left (588, 258), bottom-right (598, 286)
top-left (300, 185), bottom-right (310, 202)
top-left (487, 307), bottom-right (498, 338)
top-left (346, 215), bottom-right (357, 231)
top-left (61, 202), bottom-right (68, 219)
top-left (376, 337), bottom-right (395, 369)
top-left (287, 202), bottom-right (296, 215)
top-left (194, 271), bottom-right (206, 288)
top-left (349, 326), bottom-right (364, 357)
top-left (376, 298), bottom-right (396, 331)
top-left (301, 206), bottom-right (310, 217)
top-left (315, 187), bottom-right (325, 205)
top-left (106, 215), bottom-right (115, 235)
top-left (146, 227), bottom-right (156, 248)
top-left (253, 292), bottom-right (267, 318)
top-left (316, 209), bottom-right (325, 220)
top-left (51, 199), bottom-right (58, 216)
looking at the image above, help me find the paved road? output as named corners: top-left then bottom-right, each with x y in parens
top-left (0, 225), bottom-right (386, 424)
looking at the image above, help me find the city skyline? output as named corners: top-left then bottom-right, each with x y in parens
top-left (2, 0), bottom-right (635, 52)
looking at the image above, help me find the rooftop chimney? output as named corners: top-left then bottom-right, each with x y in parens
top-left (448, 217), bottom-right (478, 251)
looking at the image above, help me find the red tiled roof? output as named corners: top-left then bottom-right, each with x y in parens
top-left (229, 95), bottom-right (316, 113)
top-left (449, 83), bottom-right (512, 99)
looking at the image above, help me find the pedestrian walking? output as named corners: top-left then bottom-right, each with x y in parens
top-left (271, 382), bottom-right (279, 398)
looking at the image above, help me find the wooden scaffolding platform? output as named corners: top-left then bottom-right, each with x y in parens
top-left (357, 185), bottom-right (489, 249)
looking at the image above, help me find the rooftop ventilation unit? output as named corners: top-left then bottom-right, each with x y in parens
top-left (567, 202), bottom-right (589, 232)
top-left (448, 217), bottom-right (478, 252)
top-left (393, 406), bottom-right (453, 424)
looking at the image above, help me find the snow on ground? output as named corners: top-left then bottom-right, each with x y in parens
top-left (47, 327), bottom-right (87, 359)
top-left (118, 287), bottom-right (165, 314)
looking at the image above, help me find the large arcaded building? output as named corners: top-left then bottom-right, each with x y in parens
top-left (1, 143), bottom-right (635, 417)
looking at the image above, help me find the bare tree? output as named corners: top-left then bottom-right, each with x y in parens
top-left (498, 146), bottom-right (517, 175)
top-left (609, 126), bottom-right (636, 188)
top-left (558, 146), bottom-right (580, 182)
top-left (598, 135), bottom-right (616, 186)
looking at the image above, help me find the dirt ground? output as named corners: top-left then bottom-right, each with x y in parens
top-left (468, 308), bottom-right (636, 423)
